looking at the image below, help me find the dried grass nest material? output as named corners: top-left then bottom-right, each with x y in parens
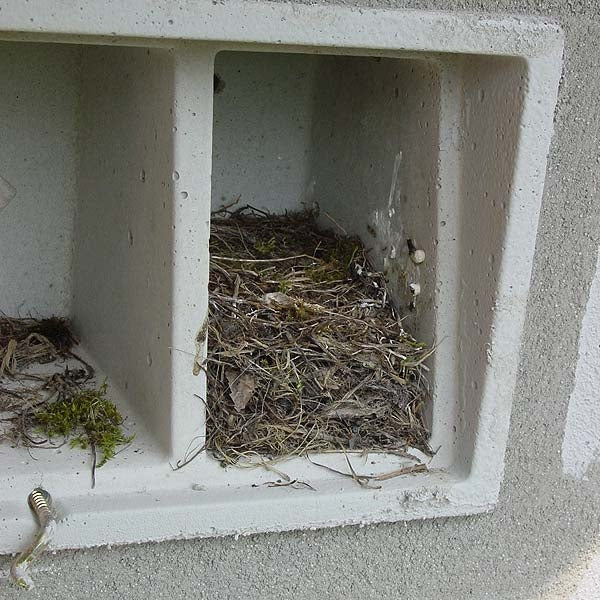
top-left (205, 207), bottom-right (433, 466)
top-left (0, 316), bottom-right (133, 487)
top-left (0, 316), bottom-right (78, 377)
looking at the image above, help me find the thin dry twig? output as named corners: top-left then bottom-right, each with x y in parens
top-left (307, 455), bottom-right (428, 489)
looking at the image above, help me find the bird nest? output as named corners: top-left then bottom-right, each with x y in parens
top-left (204, 207), bottom-right (433, 467)
top-left (0, 316), bottom-right (133, 487)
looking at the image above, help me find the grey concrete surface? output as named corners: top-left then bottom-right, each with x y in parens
top-left (2, 1), bottom-right (599, 598)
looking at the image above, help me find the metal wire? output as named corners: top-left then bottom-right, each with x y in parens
top-left (10, 487), bottom-right (56, 590)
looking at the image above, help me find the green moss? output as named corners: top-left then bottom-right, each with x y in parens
top-left (277, 278), bottom-right (292, 293)
top-left (282, 300), bottom-right (316, 321)
top-left (254, 236), bottom-right (277, 256)
top-left (307, 237), bottom-right (362, 283)
top-left (35, 382), bottom-right (134, 467)
top-left (326, 237), bottom-right (361, 270)
top-left (291, 302), bottom-right (308, 320)
top-left (307, 264), bottom-right (345, 283)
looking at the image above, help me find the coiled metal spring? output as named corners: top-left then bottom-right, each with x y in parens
top-left (10, 487), bottom-right (56, 590)
top-left (27, 488), bottom-right (53, 521)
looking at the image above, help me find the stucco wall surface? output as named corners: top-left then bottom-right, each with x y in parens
top-left (1, 0), bottom-right (599, 598)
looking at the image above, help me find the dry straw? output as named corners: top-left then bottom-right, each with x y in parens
top-left (0, 316), bottom-right (132, 487)
top-left (203, 206), bottom-right (433, 468)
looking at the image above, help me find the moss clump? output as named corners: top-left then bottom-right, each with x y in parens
top-left (285, 301), bottom-right (309, 321)
top-left (35, 382), bottom-right (134, 467)
top-left (306, 237), bottom-right (362, 283)
top-left (326, 237), bottom-right (361, 271)
top-left (307, 264), bottom-right (345, 283)
top-left (254, 236), bottom-right (277, 256)
top-left (277, 278), bottom-right (292, 293)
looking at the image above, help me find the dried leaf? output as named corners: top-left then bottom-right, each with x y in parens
top-left (263, 292), bottom-right (296, 308)
top-left (263, 292), bottom-right (324, 315)
top-left (225, 369), bottom-right (256, 412)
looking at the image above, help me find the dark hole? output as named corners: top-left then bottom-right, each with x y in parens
top-left (214, 73), bottom-right (226, 94)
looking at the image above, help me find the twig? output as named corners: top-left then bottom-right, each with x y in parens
top-left (323, 211), bottom-right (348, 236)
top-left (91, 442), bottom-right (97, 489)
top-left (211, 254), bottom-right (315, 264)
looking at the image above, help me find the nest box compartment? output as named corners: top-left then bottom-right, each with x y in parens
top-left (0, 1), bottom-right (562, 552)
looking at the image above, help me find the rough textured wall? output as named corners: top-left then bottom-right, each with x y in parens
top-left (211, 51), bottom-right (319, 213)
top-left (0, 43), bottom-right (80, 317)
top-left (1, 1), bottom-right (599, 598)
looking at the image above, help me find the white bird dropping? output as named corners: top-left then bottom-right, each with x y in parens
top-left (410, 249), bottom-right (426, 265)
